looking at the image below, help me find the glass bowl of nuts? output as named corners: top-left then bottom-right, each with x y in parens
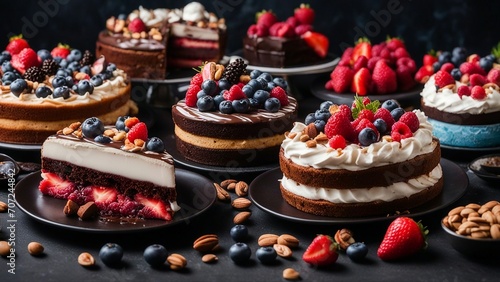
top-left (441, 201), bottom-right (500, 257)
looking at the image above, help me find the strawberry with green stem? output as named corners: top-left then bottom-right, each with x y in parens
top-left (302, 234), bottom-right (339, 266)
top-left (377, 216), bottom-right (428, 261)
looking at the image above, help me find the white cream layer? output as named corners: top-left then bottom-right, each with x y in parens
top-left (42, 138), bottom-right (175, 187)
top-left (281, 164), bottom-right (442, 203)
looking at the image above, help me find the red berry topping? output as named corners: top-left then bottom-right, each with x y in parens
top-left (51, 43), bottom-right (71, 59)
top-left (247, 24), bottom-right (268, 37)
top-left (469, 74), bottom-right (487, 87)
top-left (357, 109), bottom-right (375, 122)
top-left (456, 85), bottom-right (471, 98)
top-left (6, 35), bottom-right (30, 55)
top-left (372, 60), bottom-right (397, 94)
top-left (328, 135), bottom-right (347, 149)
top-left (374, 108), bottom-right (395, 129)
top-left (128, 18), bottom-right (147, 33)
top-left (391, 121), bottom-right (413, 142)
top-left (127, 122), bottom-right (148, 142)
top-left (185, 84), bottom-right (201, 107)
top-left (294, 3), bottom-right (315, 25)
top-left (270, 86), bottom-right (289, 106)
top-left (124, 117), bottom-right (140, 129)
top-left (269, 22), bottom-right (295, 38)
top-left (337, 104), bottom-right (353, 120)
top-left (256, 10), bottom-right (278, 28)
top-left (440, 62), bottom-right (455, 73)
top-left (11, 47), bottom-right (40, 74)
top-left (329, 66), bottom-right (354, 93)
top-left (433, 70), bottom-right (455, 88)
top-left (354, 118), bottom-right (378, 136)
top-left (487, 68), bottom-right (500, 85)
top-left (325, 112), bottom-right (356, 142)
top-left (398, 111), bottom-right (420, 133)
top-left (459, 62), bottom-right (486, 76)
top-left (223, 85), bottom-right (247, 101)
top-left (190, 72), bottom-right (203, 86)
top-left (470, 85), bottom-right (487, 100)
top-left (302, 31), bottom-right (329, 58)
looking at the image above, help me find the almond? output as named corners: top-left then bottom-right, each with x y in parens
top-left (220, 179), bottom-right (237, 189)
top-left (193, 234), bottom-right (219, 252)
top-left (233, 211), bottom-right (251, 224)
top-left (235, 181), bottom-right (249, 197)
top-left (27, 242), bottom-right (44, 256)
top-left (273, 244), bottom-right (292, 258)
top-left (277, 234), bottom-right (299, 249)
top-left (283, 268), bottom-right (300, 280)
top-left (167, 253), bottom-right (187, 270)
top-left (232, 197), bottom-right (251, 210)
top-left (258, 234), bottom-right (279, 247)
top-left (201, 254), bottom-right (218, 263)
top-left (214, 183), bottom-right (230, 202)
top-left (0, 201), bottom-right (7, 213)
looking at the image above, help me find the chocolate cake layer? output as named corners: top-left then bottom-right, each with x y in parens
top-left (279, 139), bottom-right (441, 189)
top-left (175, 138), bottom-right (280, 167)
top-left (42, 158), bottom-right (176, 200)
top-left (421, 99), bottom-right (500, 125)
top-left (243, 36), bottom-right (322, 68)
top-left (279, 177), bottom-right (444, 217)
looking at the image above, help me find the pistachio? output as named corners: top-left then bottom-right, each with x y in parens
top-left (231, 197), bottom-right (252, 210)
top-left (233, 211), bottom-right (251, 224)
top-left (78, 252), bottom-right (95, 267)
top-left (167, 253), bottom-right (187, 270)
top-left (27, 242), bottom-right (44, 256)
top-left (258, 234), bottom-right (279, 247)
top-left (193, 234), bottom-right (219, 253)
top-left (202, 253), bottom-right (218, 263)
top-left (283, 268), bottom-right (300, 280)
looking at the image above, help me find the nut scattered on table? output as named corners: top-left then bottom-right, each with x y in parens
top-left (0, 201), bottom-right (7, 213)
top-left (0, 241), bottom-right (10, 256)
top-left (283, 268), bottom-right (300, 280)
top-left (334, 228), bottom-right (356, 250)
top-left (27, 242), bottom-right (44, 256)
top-left (221, 179), bottom-right (237, 190)
top-left (273, 244), bottom-right (293, 258)
top-left (78, 252), bottom-right (95, 267)
top-left (214, 183), bottom-right (230, 202)
top-left (235, 181), bottom-right (249, 197)
top-left (167, 253), bottom-right (187, 270)
top-left (277, 234), bottom-right (299, 249)
top-left (202, 254), bottom-right (218, 263)
top-left (193, 234), bottom-right (219, 253)
top-left (443, 200), bottom-right (500, 239)
top-left (231, 197), bottom-right (252, 210)
top-left (258, 234), bottom-right (279, 247)
top-left (233, 211), bottom-right (251, 224)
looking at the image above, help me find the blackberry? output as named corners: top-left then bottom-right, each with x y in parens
top-left (79, 50), bottom-right (94, 66)
top-left (23, 66), bottom-right (45, 82)
top-left (41, 59), bottom-right (59, 76)
top-left (222, 58), bottom-right (247, 85)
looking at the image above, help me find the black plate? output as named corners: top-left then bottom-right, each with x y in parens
top-left (441, 144), bottom-right (500, 162)
top-left (310, 76), bottom-right (422, 108)
top-left (163, 134), bottom-right (279, 175)
top-left (468, 154), bottom-right (500, 183)
top-left (14, 169), bottom-right (216, 233)
top-left (249, 158), bottom-right (468, 224)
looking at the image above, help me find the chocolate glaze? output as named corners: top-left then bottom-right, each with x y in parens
top-left (97, 30), bottom-right (167, 51)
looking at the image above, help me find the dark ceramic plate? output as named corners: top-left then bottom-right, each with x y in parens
top-left (249, 158), bottom-right (468, 224)
top-left (468, 154), bottom-right (500, 183)
top-left (441, 221), bottom-right (500, 258)
top-left (14, 169), bottom-right (216, 233)
top-left (310, 76), bottom-right (422, 108)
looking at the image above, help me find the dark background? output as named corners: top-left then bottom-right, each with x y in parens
top-left (0, 0), bottom-right (499, 62)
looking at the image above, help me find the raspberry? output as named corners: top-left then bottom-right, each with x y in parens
top-left (185, 84), bottom-right (201, 107)
top-left (440, 62), bottom-right (455, 73)
top-left (459, 62), bottom-right (486, 76)
top-left (470, 85), bottom-right (487, 100)
top-left (190, 73), bottom-right (203, 86)
top-left (391, 121), bottom-right (413, 142)
top-left (328, 135), bottom-right (346, 149)
top-left (433, 70), bottom-right (455, 88)
top-left (127, 122), bottom-right (148, 142)
top-left (223, 85), bottom-right (246, 101)
top-left (324, 112), bottom-right (356, 142)
top-left (398, 111), bottom-right (420, 133)
top-left (354, 118), bottom-right (378, 136)
top-left (270, 86), bottom-right (289, 106)
top-left (357, 109), bottom-right (375, 122)
top-left (337, 104), bottom-right (352, 120)
top-left (374, 108), bottom-right (395, 129)
top-left (457, 85), bottom-right (471, 99)
top-left (469, 74), bottom-right (487, 87)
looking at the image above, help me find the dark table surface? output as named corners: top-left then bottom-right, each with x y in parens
top-left (1, 78), bottom-right (500, 282)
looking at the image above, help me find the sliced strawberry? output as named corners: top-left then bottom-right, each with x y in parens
top-left (351, 67), bottom-right (371, 95)
top-left (135, 194), bottom-right (172, 221)
top-left (39, 172), bottom-right (76, 199)
top-left (91, 186), bottom-right (118, 209)
top-left (415, 65), bottom-right (434, 84)
top-left (302, 31), bottom-right (329, 58)
top-left (351, 38), bottom-right (372, 64)
top-left (302, 234), bottom-right (339, 266)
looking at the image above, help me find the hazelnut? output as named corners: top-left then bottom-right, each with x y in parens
top-left (27, 242), bottom-right (44, 256)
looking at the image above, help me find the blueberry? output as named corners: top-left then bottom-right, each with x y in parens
top-left (432, 61), bottom-right (442, 72)
top-left (53, 86), bottom-right (71, 99)
top-left (390, 107), bottom-right (405, 121)
top-left (72, 84), bottom-right (78, 92)
top-left (320, 100), bottom-right (335, 111)
top-left (255, 77), bottom-right (268, 89)
top-left (146, 137), bottom-right (165, 152)
top-left (197, 90), bottom-right (208, 99)
top-left (438, 51), bottom-right (452, 63)
top-left (99, 243), bottom-right (123, 267)
top-left (452, 47), bottom-right (467, 58)
top-left (253, 89), bottom-right (270, 104)
top-left (90, 75), bottom-right (103, 87)
top-left (232, 99), bottom-right (250, 113)
top-left (313, 119), bottom-right (326, 132)
top-left (479, 57), bottom-right (494, 72)
top-left (358, 128), bottom-right (379, 146)
top-left (230, 225), bottom-right (248, 242)
top-left (115, 116), bottom-right (129, 131)
top-left (247, 79), bottom-right (262, 91)
top-left (51, 75), bottom-right (67, 88)
top-left (213, 94), bottom-right (225, 109)
top-left (94, 134), bottom-right (112, 143)
top-left (255, 246), bottom-right (277, 264)
top-left (229, 243), bottom-right (251, 264)
top-left (304, 113), bottom-right (316, 125)
top-left (0, 51), bottom-right (11, 64)
top-left (381, 99), bottom-right (400, 112)
top-left (346, 242), bottom-right (368, 262)
top-left (37, 49), bottom-right (52, 61)
top-left (242, 84), bottom-right (254, 98)
top-left (81, 117), bottom-right (105, 138)
top-left (201, 79), bottom-right (218, 96)
top-left (35, 86), bottom-right (52, 98)
top-left (314, 109), bottom-right (331, 121)
top-left (249, 69), bottom-right (262, 79)
top-left (373, 118), bottom-right (387, 135)
top-left (65, 75), bottom-right (74, 87)
top-left (99, 70), bottom-right (113, 80)
top-left (143, 244), bottom-right (168, 267)
top-left (67, 61), bottom-right (81, 72)
top-left (272, 77), bottom-right (288, 89)
top-left (80, 65), bottom-right (91, 75)
top-left (258, 72), bottom-right (273, 83)
top-left (218, 78), bottom-right (231, 90)
top-left (56, 68), bottom-right (71, 77)
top-left (77, 79), bottom-right (94, 95)
top-left (107, 63), bottom-right (117, 72)
top-left (248, 97), bottom-right (260, 108)
top-left (2, 71), bottom-right (18, 83)
top-left (9, 79), bottom-right (27, 96)
top-left (67, 49), bottom-right (82, 62)
top-left (219, 100), bottom-right (234, 114)
top-left (264, 97), bottom-right (281, 112)
top-left (450, 68), bottom-right (462, 81)
top-left (266, 81), bottom-right (276, 91)
top-left (451, 55), bottom-right (465, 67)
top-left (197, 95), bottom-right (215, 112)
top-left (2, 61), bottom-right (14, 72)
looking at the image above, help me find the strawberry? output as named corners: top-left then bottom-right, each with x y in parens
top-left (11, 47), bottom-right (40, 74)
top-left (351, 67), bottom-right (371, 95)
top-left (325, 112), bottom-right (356, 142)
top-left (471, 85), bottom-right (487, 100)
top-left (456, 85), bottom-right (471, 98)
top-left (351, 38), bottom-right (372, 64)
top-left (433, 70), bottom-right (455, 88)
top-left (124, 117), bottom-right (140, 129)
top-left (294, 24), bottom-right (313, 36)
top-left (423, 51), bottom-right (438, 67)
top-left (486, 68), bottom-right (500, 85)
top-left (398, 111), bottom-right (420, 132)
top-left (371, 43), bottom-right (384, 57)
top-left (302, 234), bottom-right (338, 266)
top-left (377, 217), bottom-right (428, 261)
top-left (302, 31), bottom-right (329, 58)
top-left (328, 135), bottom-right (347, 149)
top-left (223, 85), bottom-right (247, 101)
top-left (469, 73), bottom-right (487, 87)
top-left (135, 194), bottom-right (172, 221)
top-left (6, 35), bottom-right (30, 55)
top-left (393, 47), bottom-right (410, 59)
top-left (256, 10), bottom-right (278, 28)
top-left (459, 62), bottom-right (486, 76)
top-left (92, 187), bottom-right (118, 210)
top-left (269, 22), bottom-right (295, 38)
top-left (324, 80), bottom-right (334, 90)
top-left (374, 108), bottom-right (395, 129)
top-left (128, 18), bottom-right (146, 33)
top-left (391, 121), bottom-right (413, 142)
top-left (270, 86), bottom-right (289, 106)
top-left (367, 56), bottom-right (383, 71)
top-left (329, 66), bottom-right (354, 93)
top-left (127, 122), bottom-right (148, 142)
top-left (39, 172), bottom-right (76, 199)
top-left (294, 3), bottom-right (315, 25)
top-left (386, 37), bottom-right (405, 51)
top-left (396, 57), bottom-right (416, 73)
top-left (190, 72), bottom-right (203, 86)
top-left (352, 55), bottom-right (368, 72)
top-left (51, 43), bottom-right (71, 59)
top-left (247, 24), bottom-right (268, 37)
top-left (396, 64), bottom-right (417, 91)
top-left (414, 65), bottom-right (434, 83)
top-left (285, 16), bottom-right (299, 28)
top-left (372, 60), bottom-right (397, 94)
top-left (338, 47), bottom-right (353, 66)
